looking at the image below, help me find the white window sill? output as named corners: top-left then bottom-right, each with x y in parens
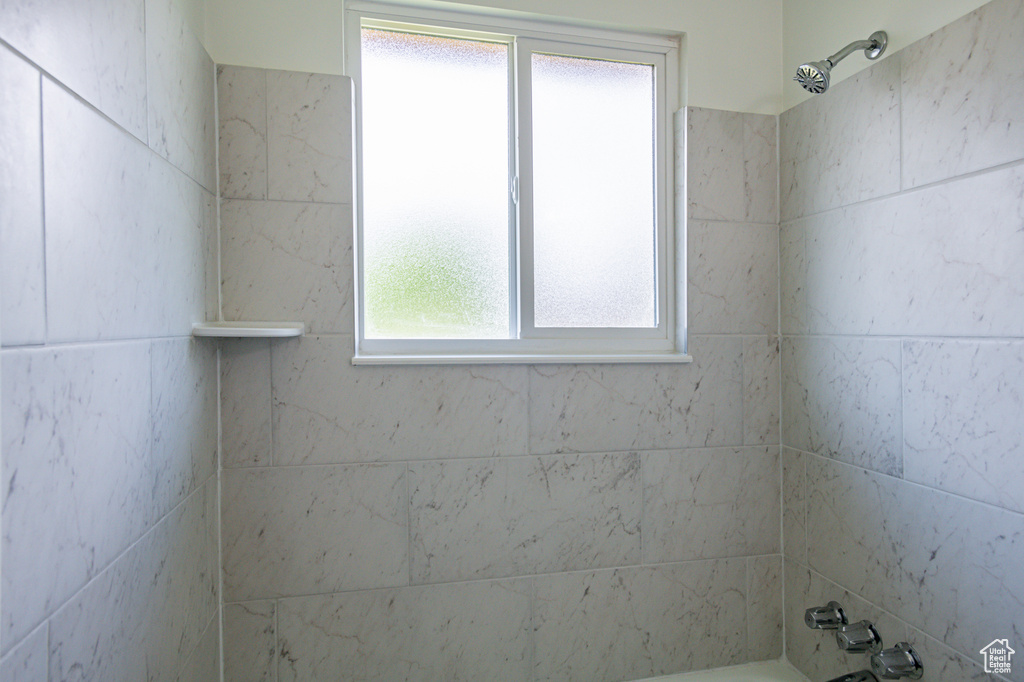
top-left (351, 351), bottom-right (693, 366)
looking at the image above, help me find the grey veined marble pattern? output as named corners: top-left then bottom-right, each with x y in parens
top-left (267, 71), bottom-right (352, 203)
top-left (218, 65), bottom-right (268, 200)
top-left (221, 463), bottom-right (408, 601)
top-left (272, 335), bottom-right (529, 464)
top-left (528, 335), bottom-right (743, 454)
top-left (220, 340), bottom-right (273, 468)
top-left (277, 580), bottom-right (532, 682)
top-left (0, 624), bottom-right (46, 682)
top-left (409, 453), bottom-right (641, 584)
top-left (223, 601), bottom-right (276, 682)
top-left (0, 0), bottom-right (148, 140)
top-left (0, 45), bottom-right (45, 348)
top-left (642, 446), bottom-right (780, 563)
top-left (779, 55), bottom-right (900, 222)
top-left (532, 561), bottom-right (748, 682)
top-left (781, 336), bottom-right (902, 476)
top-left (901, 0), bottom-right (1024, 188)
top-left (221, 199), bottom-right (353, 334)
top-left (904, 340), bottom-right (1024, 513)
top-left (805, 456), bottom-right (1024, 672)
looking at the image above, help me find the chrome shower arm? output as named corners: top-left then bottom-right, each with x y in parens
top-left (828, 31), bottom-right (888, 66)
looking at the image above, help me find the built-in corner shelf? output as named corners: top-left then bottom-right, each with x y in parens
top-left (192, 321), bottom-right (305, 338)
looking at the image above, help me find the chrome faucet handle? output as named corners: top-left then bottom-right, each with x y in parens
top-left (871, 643), bottom-right (924, 679)
top-left (805, 601), bottom-right (848, 630)
top-left (836, 620), bottom-right (883, 654)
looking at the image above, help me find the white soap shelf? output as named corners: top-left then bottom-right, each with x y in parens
top-left (192, 321), bottom-right (305, 338)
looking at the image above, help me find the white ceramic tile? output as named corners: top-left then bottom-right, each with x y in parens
top-left (0, 46), bottom-right (44, 347)
top-left (0, 623), bottom-right (46, 682)
top-left (779, 55), bottom-right (900, 222)
top-left (743, 336), bottom-right (780, 446)
top-left (218, 65), bottom-right (268, 199)
top-left (221, 463), bottom-right (408, 601)
top-left (202, 190), bottom-right (218, 322)
top-left (783, 559), bottom-right (909, 682)
top-left (782, 448), bottom-right (806, 564)
top-left (151, 338), bottom-right (218, 511)
top-left (778, 223), bottom-right (808, 336)
top-left (221, 199), bottom-right (353, 334)
top-left (175, 614), bottom-right (220, 682)
top-left (267, 71), bottom-right (352, 203)
top-left (904, 340), bottom-right (1024, 514)
top-left (409, 453), bottom-right (641, 583)
top-left (48, 481), bottom-right (218, 682)
top-left (43, 80), bottom-right (208, 342)
top-left (793, 165), bottom-right (1024, 338)
top-left (901, 0), bottom-right (1024, 188)
top-left (688, 107), bottom-right (744, 221)
top-left (146, 0), bottom-right (216, 192)
top-left (528, 335), bottom-right (743, 454)
top-left (804, 456), bottom-right (1024, 671)
top-left (220, 340), bottom-right (273, 468)
top-left (1, 343), bottom-right (153, 651)
top-left (272, 335), bottom-right (529, 464)
top-left (533, 560), bottom-right (748, 682)
top-left (781, 336), bottom-right (902, 476)
top-left (224, 601), bottom-right (275, 682)
top-left (743, 113), bottom-right (778, 225)
top-left (277, 580), bottom-right (531, 682)
top-left (748, 556), bottom-right (783, 661)
top-left (688, 221), bottom-right (778, 335)
top-left (0, 0), bottom-right (148, 139)
top-left (642, 447), bottom-right (780, 563)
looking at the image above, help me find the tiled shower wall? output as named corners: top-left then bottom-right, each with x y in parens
top-left (0, 1), bottom-right (220, 679)
top-left (780, 0), bottom-right (1024, 680)
top-left (216, 64), bottom-right (783, 681)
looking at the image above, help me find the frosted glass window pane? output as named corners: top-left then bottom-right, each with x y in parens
top-left (531, 53), bottom-right (656, 328)
top-left (361, 29), bottom-right (510, 339)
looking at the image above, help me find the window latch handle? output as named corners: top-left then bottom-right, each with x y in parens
top-left (511, 175), bottom-right (519, 204)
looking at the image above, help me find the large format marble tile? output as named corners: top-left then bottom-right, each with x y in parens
top-left (901, 0), bottom-right (1024, 188)
top-left (781, 336), bottom-right (902, 476)
top-left (43, 80), bottom-right (209, 342)
top-left (779, 55), bottom-right (900, 222)
top-left (688, 221), bottom-right (778, 335)
top-left (409, 453), bottom-right (641, 584)
top-left (1, 343), bottom-right (153, 650)
top-left (904, 340), bottom-right (1024, 513)
top-left (277, 580), bottom-right (531, 682)
top-left (175, 614), bottom-right (220, 682)
top-left (0, 0), bottom-right (148, 139)
top-left (221, 463), bottom-right (408, 601)
top-left (743, 336), bottom-right (780, 446)
top-left (221, 199), bottom-right (353, 334)
top-left (224, 601), bottom-right (276, 682)
top-left (48, 482), bottom-right (218, 682)
top-left (687, 108), bottom-right (777, 224)
top-left (804, 456), bottom-right (1024, 672)
top-left (272, 335), bottom-right (529, 463)
top-left (904, 625), bottom-right (991, 682)
top-left (748, 556), bottom-right (783, 661)
top-left (791, 164), bottom-right (1024, 338)
top-left (0, 624), bottom-right (46, 682)
top-left (218, 65), bottom-right (268, 199)
top-left (533, 560), bottom-right (748, 682)
top-left (145, 0), bottom-right (216, 192)
top-left (782, 448), bottom-right (806, 564)
top-left (267, 71), bottom-right (352, 203)
top-left (151, 338), bottom-right (218, 512)
top-left (0, 46), bottom-right (44, 347)
top-left (784, 560), bottom-right (909, 682)
top-left (643, 447), bottom-right (779, 563)
top-left (220, 340), bottom-right (273, 468)
top-left (528, 335), bottom-right (743, 454)
top-left (779, 223), bottom-right (808, 335)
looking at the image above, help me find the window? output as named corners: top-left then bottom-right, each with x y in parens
top-left (345, 2), bottom-right (687, 363)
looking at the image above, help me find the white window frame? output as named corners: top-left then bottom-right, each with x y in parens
top-left (345, 1), bottom-right (690, 364)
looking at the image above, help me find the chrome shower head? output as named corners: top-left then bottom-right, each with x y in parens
top-left (794, 30), bottom-right (888, 95)
top-left (794, 60), bottom-right (831, 94)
